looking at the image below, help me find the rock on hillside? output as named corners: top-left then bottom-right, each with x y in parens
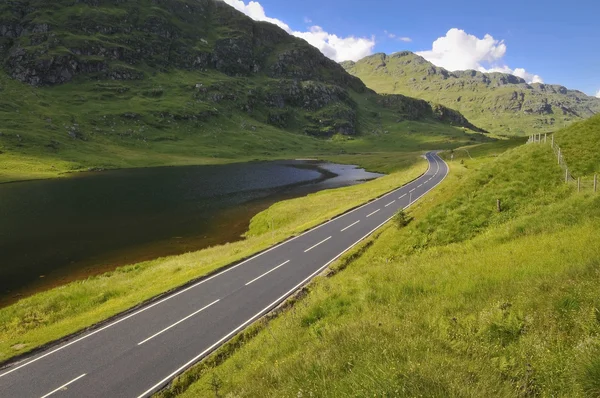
top-left (342, 52), bottom-right (600, 135)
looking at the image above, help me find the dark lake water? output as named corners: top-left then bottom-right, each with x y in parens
top-left (0, 160), bottom-right (382, 306)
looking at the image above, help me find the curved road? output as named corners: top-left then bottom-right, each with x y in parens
top-left (0, 152), bottom-right (448, 398)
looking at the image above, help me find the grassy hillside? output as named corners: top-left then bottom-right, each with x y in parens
top-left (162, 142), bottom-right (600, 397)
top-left (554, 113), bottom-right (600, 176)
top-left (0, 0), bottom-right (485, 183)
top-left (342, 52), bottom-right (600, 136)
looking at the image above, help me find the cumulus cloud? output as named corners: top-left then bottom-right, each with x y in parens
top-left (596, 89), bottom-right (600, 98)
top-left (398, 37), bottom-right (412, 42)
top-left (417, 28), bottom-right (543, 84)
top-left (220, 0), bottom-right (375, 62)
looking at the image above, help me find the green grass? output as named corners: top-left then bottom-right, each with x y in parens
top-left (161, 143), bottom-right (600, 397)
top-left (0, 152), bottom-right (429, 363)
top-left (554, 113), bottom-right (600, 176)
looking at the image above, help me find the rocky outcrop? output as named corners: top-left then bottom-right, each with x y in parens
top-left (376, 94), bottom-right (486, 132)
top-left (0, 0), bottom-right (367, 92)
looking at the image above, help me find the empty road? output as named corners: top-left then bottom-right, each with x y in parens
top-left (0, 152), bottom-right (448, 398)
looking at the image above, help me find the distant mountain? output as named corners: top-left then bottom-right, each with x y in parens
top-left (0, 1), bottom-right (484, 181)
top-left (342, 52), bottom-right (600, 135)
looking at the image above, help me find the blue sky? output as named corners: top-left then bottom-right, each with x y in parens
top-left (224, 0), bottom-right (600, 96)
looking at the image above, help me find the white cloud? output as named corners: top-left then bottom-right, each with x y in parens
top-left (417, 28), bottom-right (543, 84)
top-left (304, 17), bottom-right (312, 24)
top-left (384, 31), bottom-right (412, 42)
top-left (220, 0), bottom-right (375, 62)
top-left (596, 89), bottom-right (600, 98)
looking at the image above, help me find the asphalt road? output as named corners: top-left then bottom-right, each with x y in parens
top-left (0, 152), bottom-right (448, 398)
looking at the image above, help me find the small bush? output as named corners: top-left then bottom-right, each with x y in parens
top-left (394, 209), bottom-right (411, 228)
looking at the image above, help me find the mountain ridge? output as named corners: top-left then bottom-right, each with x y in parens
top-left (342, 51), bottom-right (600, 135)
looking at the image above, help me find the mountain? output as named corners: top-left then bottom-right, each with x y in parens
top-left (0, 0), bottom-right (484, 182)
top-left (342, 52), bottom-right (600, 135)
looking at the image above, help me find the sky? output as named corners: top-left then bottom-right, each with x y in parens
top-left (222, 0), bottom-right (600, 97)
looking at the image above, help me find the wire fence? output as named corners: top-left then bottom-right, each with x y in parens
top-left (527, 133), bottom-right (598, 193)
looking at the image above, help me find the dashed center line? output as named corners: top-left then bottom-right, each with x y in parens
top-left (138, 300), bottom-right (220, 346)
top-left (399, 193), bottom-right (407, 199)
top-left (246, 260), bottom-right (291, 285)
top-left (385, 200), bottom-right (396, 207)
top-left (366, 209), bottom-right (380, 218)
top-left (40, 374), bottom-right (87, 398)
top-left (409, 188), bottom-right (416, 193)
top-left (304, 237), bottom-right (332, 253)
top-left (341, 220), bottom-right (360, 232)
top-left (418, 184), bottom-right (423, 188)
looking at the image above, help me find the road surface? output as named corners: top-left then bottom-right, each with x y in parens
top-left (0, 152), bottom-right (448, 398)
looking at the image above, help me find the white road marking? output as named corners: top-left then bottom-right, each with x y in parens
top-left (40, 374), bottom-right (86, 398)
top-left (398, 193), bottom-right (407, 199)
top-left (136, 157), bottom-right (450, 398)
top-left (409, 188), bottom-right (416, 193)
top-left (385, 200), bottom-right (396, 207)
top-left (418, 184), bottom-right (423, 188)
top-left (341, 220), bottom-right (360, 232)
top-left (138, 300), bottom-right (220, 346)
top-left (304, 237), bottom-right (332, 253)
top-left (366, 209), bottom-right (380, 217)
top-left (245, 260), bottom-right (291, 286)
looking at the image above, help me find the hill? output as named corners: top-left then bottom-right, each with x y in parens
top-left (554, 113), bottom-right (600, 176)
top-left (0, 0), bottom-right (484, 182)
top-left (342, 52), bottom-right (600, 136)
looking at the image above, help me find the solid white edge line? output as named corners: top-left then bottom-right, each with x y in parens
top-left (245, 260), bottom-right (291, 286)
top-left (340, 220), bottom-right (360, 232)
top-left (136, 153), bottom-right (450, 398)
top-left (40, 373), bottom-right (86, 398)
top-left (366, 209), bottom-right (380, 218)
top-left (0, 154), bottom-right (438, 380)
top-left (138, 300), bottom-right (220, 346)
top-left (303, 237), bottom-right (332, 253)
top-left (385, 200), bottom-right (395, 207)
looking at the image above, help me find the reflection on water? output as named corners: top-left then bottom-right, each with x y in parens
top-left (0, 160), bottom-right (382, 305)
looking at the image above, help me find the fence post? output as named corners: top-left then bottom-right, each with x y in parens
top-left (578, 177), bottom-right (581, 192)
top-left (544, 133), bottom-right (547, 143)
top-left (497, 199), bottom-right (502, 213)
top-left (558, 148), bottom-right (561, 164)
top-left (551, 134), bottom-right (554, 148)
top-left (566, 168), bottom-right (569, 183)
